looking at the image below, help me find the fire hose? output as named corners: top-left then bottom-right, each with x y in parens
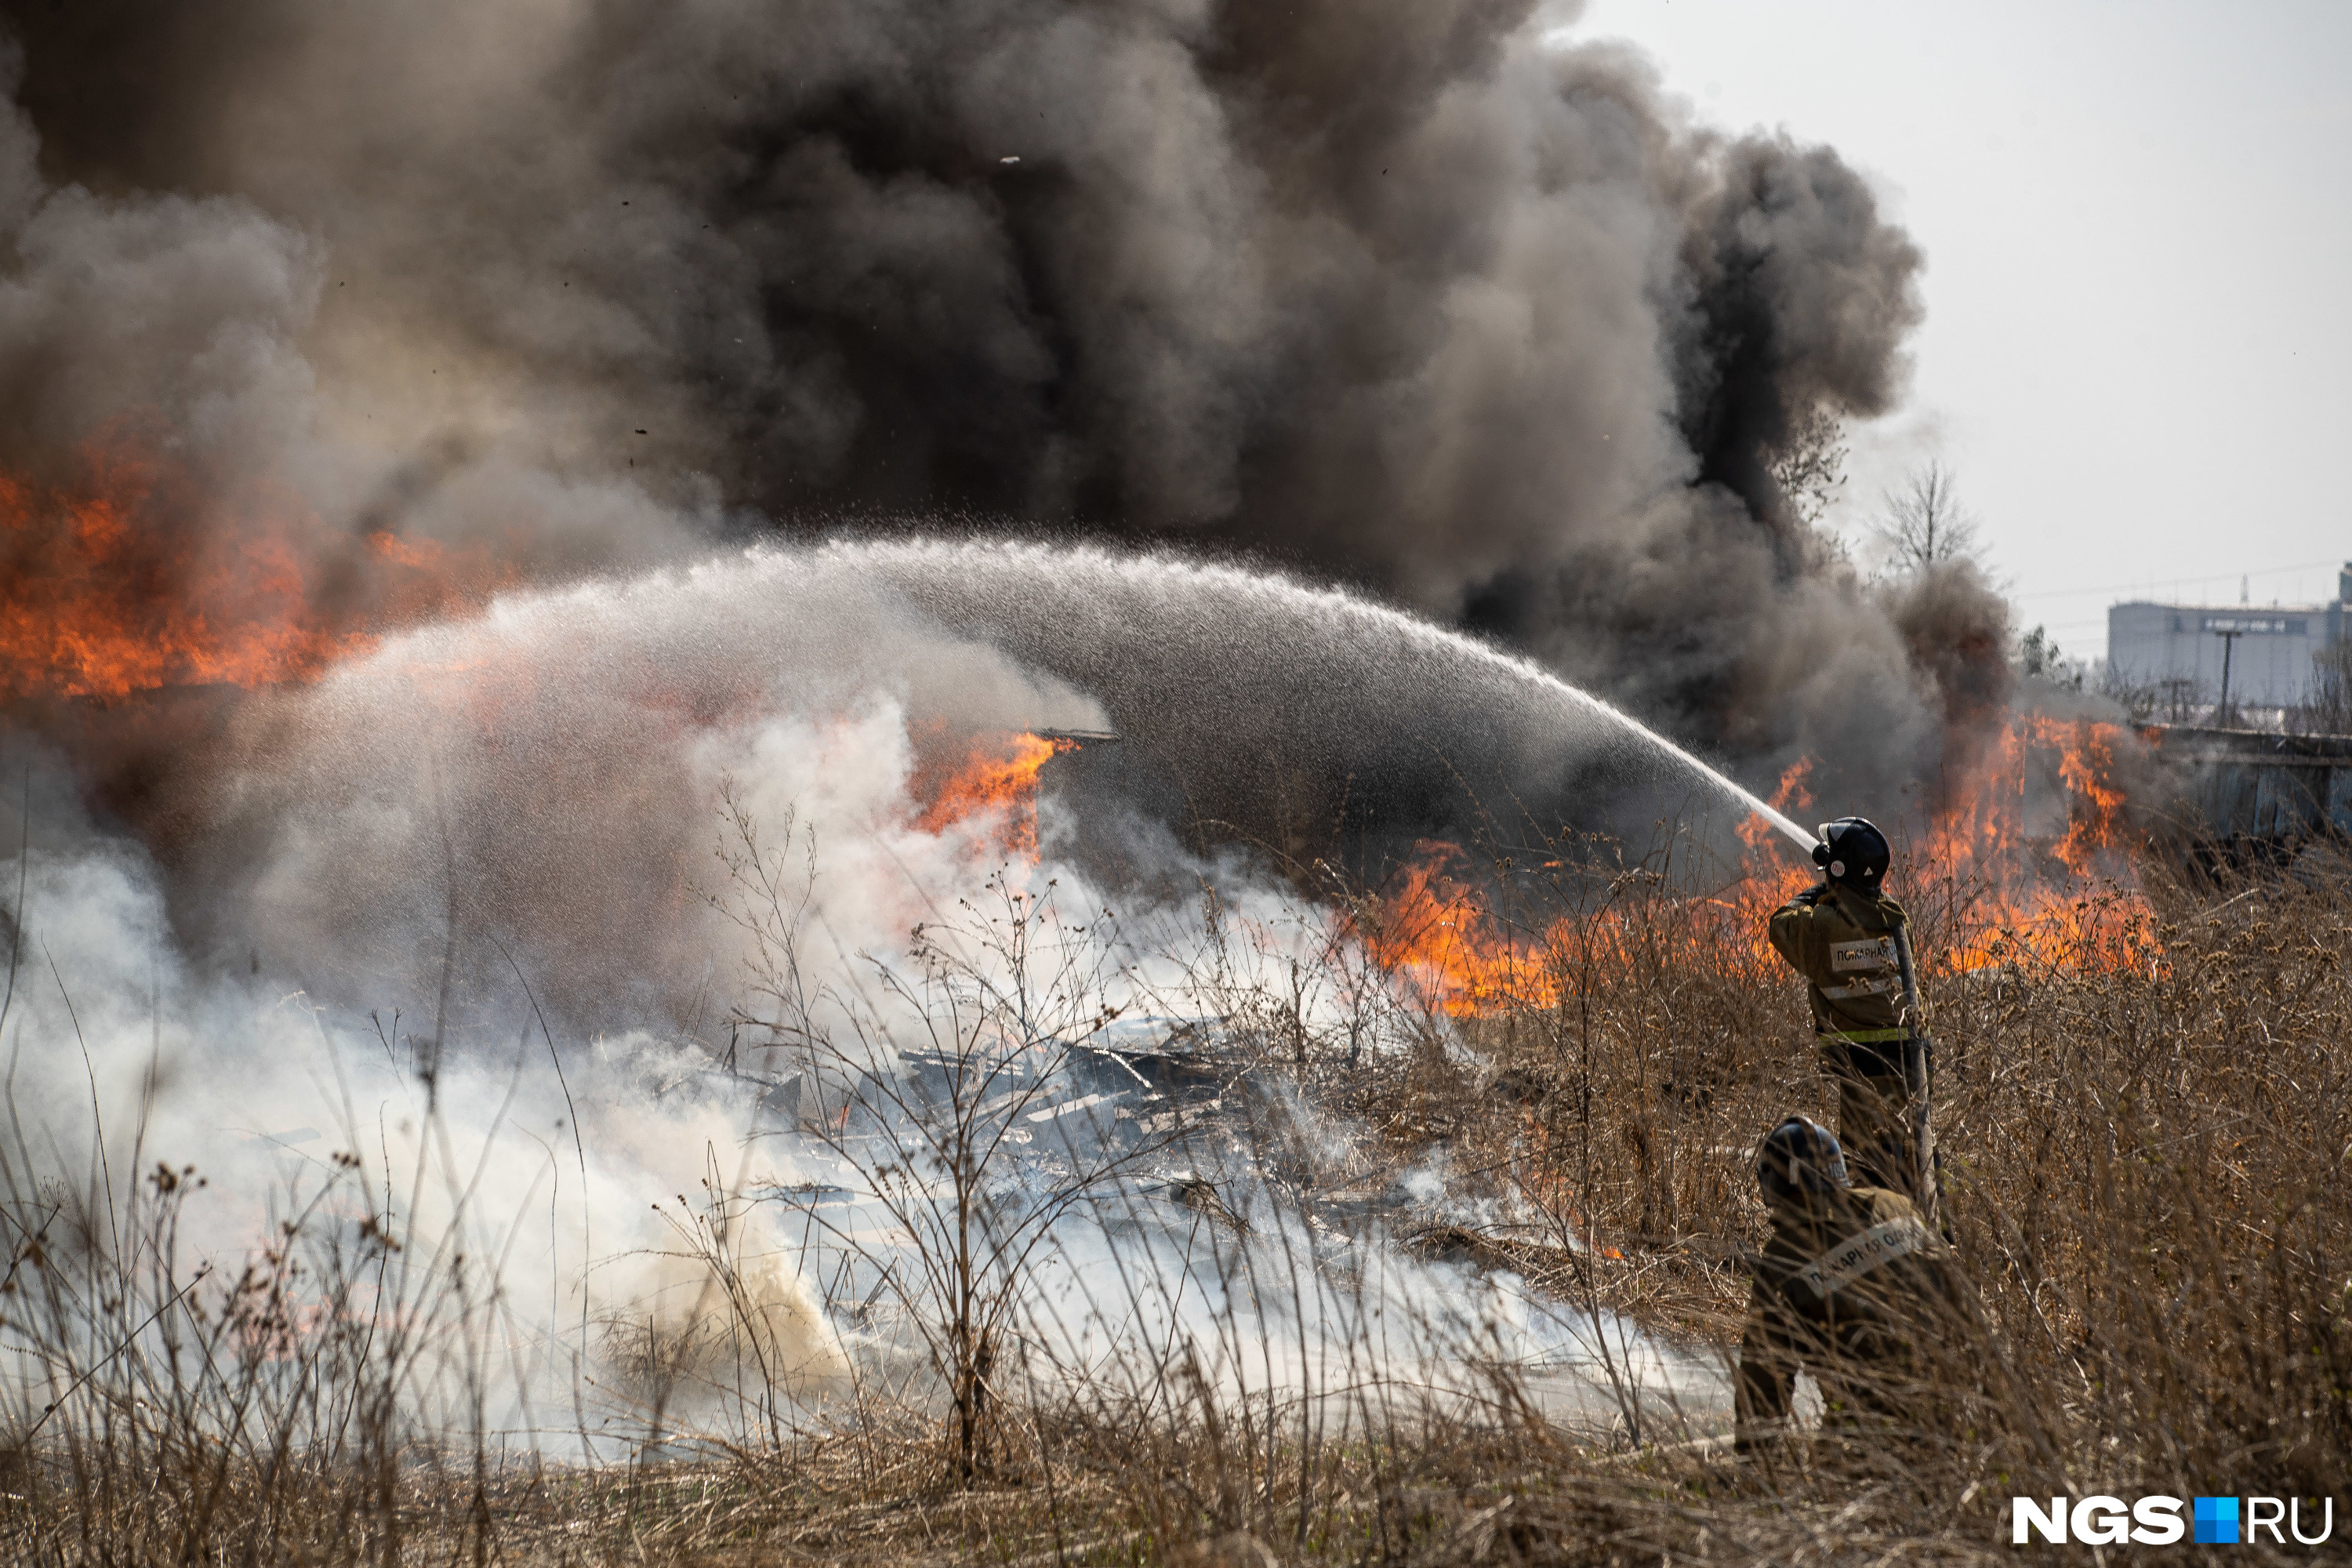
top-left (1890, 924), bottom-right (1945, 1232)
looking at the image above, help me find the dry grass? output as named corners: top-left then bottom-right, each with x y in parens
top-left (1316, 838), bottom-right (2352, 1557)
top-left (5, 833), bottom-right (2349, 1564)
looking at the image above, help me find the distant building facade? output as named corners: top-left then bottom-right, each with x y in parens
top-left (2107, 564), bottom-right (2350, 710)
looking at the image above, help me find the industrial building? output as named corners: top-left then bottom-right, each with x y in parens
top-left (2107, 564), bottom-right (2350, 713)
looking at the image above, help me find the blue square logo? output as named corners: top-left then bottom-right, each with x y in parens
top-left (2194, 1496), bottom-right (2239, 1545)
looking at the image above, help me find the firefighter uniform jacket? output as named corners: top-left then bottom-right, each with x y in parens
top-left (1766, 882), bottom-right (1915, 1077)
top-left (1734, 1185), bottom-right (1964, 1447)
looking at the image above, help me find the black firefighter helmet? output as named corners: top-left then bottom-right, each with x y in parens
top-left (1811, 816), bottom-right (1891, 890)
top-left (1758, 1116), bottom-right (1849, 1207)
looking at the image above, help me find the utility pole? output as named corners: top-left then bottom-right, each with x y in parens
top-left (2213, 626), bottom-right (2244, 728)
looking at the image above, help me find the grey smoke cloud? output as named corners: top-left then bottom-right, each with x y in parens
top-left (170, 539), bottom-right (1826, 1022)
top-left (0, 2), bottom-right (2014, 1439)
top-left (0, 0), bottom-right (2002, 808)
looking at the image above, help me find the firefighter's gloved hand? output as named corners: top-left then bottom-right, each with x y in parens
top-left (1791, 884), bottom-right (1828, 906)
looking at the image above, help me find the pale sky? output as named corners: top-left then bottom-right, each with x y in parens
top-left (1574, 0), bottom-right (2352, 667)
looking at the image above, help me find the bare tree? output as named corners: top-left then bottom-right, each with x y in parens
top-left (2292, 637), bottom-right (2352, 735)
top-left (2018, 625), bottom-right (2085, 692)
top-left (1766, 407), bottom-right (1849, 528)
top-left (1873, 461), bottom-right (1981, 574)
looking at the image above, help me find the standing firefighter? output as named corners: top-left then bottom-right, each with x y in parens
top-left (1736, 1116), bottom-right (1969, 1453)
top-left (1766, 816), bottom-right (1940, 1222)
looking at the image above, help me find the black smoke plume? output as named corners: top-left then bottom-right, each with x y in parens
top-left (0, 0), bottom-right (2005, 826)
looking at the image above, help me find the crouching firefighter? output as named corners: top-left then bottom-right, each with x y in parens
top-left (1735, 1116), bottom-right (1970, 1454)
top-left (1766, 816), bottom-right (1942, 1226)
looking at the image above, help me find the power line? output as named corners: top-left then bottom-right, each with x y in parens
top-left (2015, 555), bottom-right (2342, 601)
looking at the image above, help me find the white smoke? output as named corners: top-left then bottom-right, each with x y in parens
top-left (0, 546), bottom-right (1730, 1446)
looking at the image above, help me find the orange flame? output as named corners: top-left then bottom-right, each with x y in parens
top-left (1911, 714), bottom-right (2153, 972)
top-left (1360, 841), bottom-right (1561, 1014)
top-left (912, 729), bottom-right (1075, 858)
top-left (2053, 720), bottom-right (2132, 876)
top-left (1740, 758), bottom-right (1826, 913)
top-left (1372, 715), bottom-right (2157, 1017)
top-left (0, 425), bottom-right (510, 701)
top-left (1740, 758), bottom-right (1817, 853)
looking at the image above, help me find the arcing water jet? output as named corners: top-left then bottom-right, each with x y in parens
top-left (838, 539), bottom-right (1821, 854)
top-left (0, 533), bottom-right (1824, 1459)
top-left (156, 536), bottom-right (1815, 1021)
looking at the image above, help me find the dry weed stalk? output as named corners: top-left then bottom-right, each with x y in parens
top-left (2, 811), bottom-right (2346, 1566)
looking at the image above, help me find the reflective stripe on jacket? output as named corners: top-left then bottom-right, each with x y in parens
top-left (1766, 882), bottom-right (1916, 1045)
top-left (1734, 1186), bottom-right (1960, 1443)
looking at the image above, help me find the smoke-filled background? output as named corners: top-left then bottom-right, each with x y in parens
top-left (0, 0), bottom-right (2044, 1450)
top-left (0, 0), bottom-right (2006, 822)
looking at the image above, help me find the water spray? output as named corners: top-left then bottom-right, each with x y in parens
top-left (840, 539), bottom-right (1825, 856)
